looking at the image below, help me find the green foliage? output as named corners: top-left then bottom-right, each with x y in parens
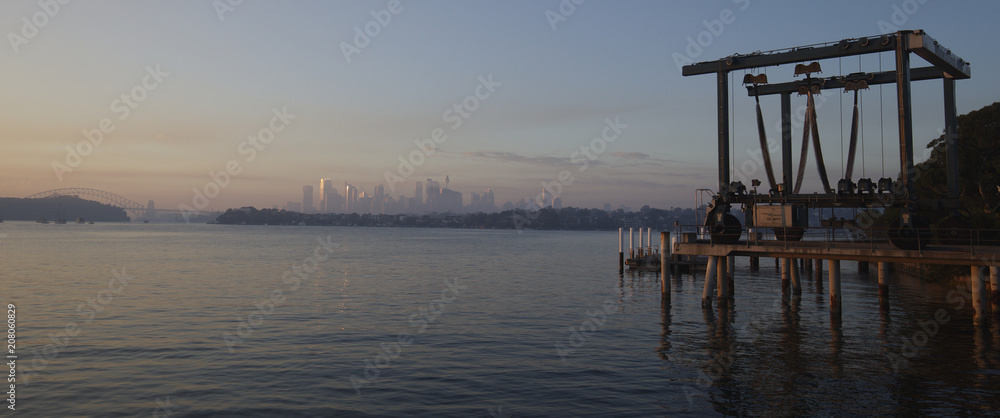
top-left (914, 101), bottom-right (1000, 228)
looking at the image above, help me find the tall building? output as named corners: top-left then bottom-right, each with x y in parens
top-left (373, 184), bottom-right (385, 214)
top-left (483, 188), bottom-right (495, 210)
top-left (438, 188), bottom-right (463, 213)
top-left (302, 185), bottom-right (313, 213)
top-left (357, 191), bottom-right (372, 214)
top-left (415, 181), bottom-right (423, 205)
top-left (425, 179), bottom-right (441, 209)
top-left (345, 182), bottom-right (359, 213)
top-left (552, 196), bottom-right (562, 209)
top-left (319, 178), bottom-right (332, 213)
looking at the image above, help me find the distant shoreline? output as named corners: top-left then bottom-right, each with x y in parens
top-left (211, 205), bottom-right (699, 232)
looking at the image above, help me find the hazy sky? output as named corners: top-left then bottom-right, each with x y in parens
top-left (2, 0), bottom-right (998, 211)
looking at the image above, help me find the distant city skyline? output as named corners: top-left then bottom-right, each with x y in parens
top-left (288, 176), bottom-right (503, 215)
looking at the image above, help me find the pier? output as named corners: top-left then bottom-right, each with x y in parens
top-left (628, 30), bottom-right (1000, 327)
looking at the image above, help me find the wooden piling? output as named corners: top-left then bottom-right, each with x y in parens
top-left (638, 228), bottom-right (643, 257)
top-left (717, 256), bottom-right (729, 299)
top-left (661, 232), bottom-right (670, 298)
top-left (750, 256), bottom-right (759, 272)
top-left (878, 261), bottom-right (889, 310)
top-left (703, 256), bottom-right (717, 307)
top-left (829, 259), bottom-right (842, 313)
top-left (971, 266), bottom-right (986, 324)
top-left (727, 255), bottom-right (735, 297)
top-left (781, 258), bottom-right (790, 293)
top-left (629, 228), bottom-right (633, 259)
top-left (618, 228), bottom-right (624, 273)
top-left (815, 258), bottom-right (823, 278)
top-left (991, 266), bottom-right (998, 315)
top-left (790, 258), bottom-right (802, 295)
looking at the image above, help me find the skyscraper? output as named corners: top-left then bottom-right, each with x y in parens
top-left (319, 178), bottom-right (332, 213)
top-left (483, 188), bottom-right (494, 210)
top-left (302, 185), bottom-right (313, 213)
top-left (374, 184), bottom-right (385, 214)
top-left (345, 182), bottom-right (358, 213)
top-left (415, 181), bottom-right (423, 205)
top-left (425, 178), bottom-right (440, 209)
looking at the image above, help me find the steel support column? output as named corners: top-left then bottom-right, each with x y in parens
top-left (896, 31), bottom-right (916, 198)
top-left (781, 92), bottom-right (792, 193)
top-left (718, 67), bottom-right (730, 195)
top-left (944, 77), bottom-right (960, 200)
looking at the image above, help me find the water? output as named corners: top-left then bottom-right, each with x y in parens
top-left (3, 221), bottom-right (999, 416)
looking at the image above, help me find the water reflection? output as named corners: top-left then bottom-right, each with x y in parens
top-left (659, 255), bottom-right (1000, 415)
top-left (658, 298), bottom-right (671, 361)
top-left (829, 302), bottom-right (844, 376)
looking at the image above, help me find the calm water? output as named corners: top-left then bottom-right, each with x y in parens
top-left (3, 221), bottom-right (999, 416)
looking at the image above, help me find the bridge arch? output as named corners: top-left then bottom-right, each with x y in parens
top-left (25, 188), bottom-right (146, 219)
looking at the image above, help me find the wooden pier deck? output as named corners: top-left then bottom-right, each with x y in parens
top-left (666, 231), bottom-right (1000, 325)
top-left (674, 239), bottom-right (1000, 266)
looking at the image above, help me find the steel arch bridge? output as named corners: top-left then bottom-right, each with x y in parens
top-left (25, 188), bottom-right (146, 218)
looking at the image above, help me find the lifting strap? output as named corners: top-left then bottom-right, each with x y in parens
top-left (844, 89), bottom-right (860, 179)
top-left (842, 77), bottom-right (868, 179)
top-left (793, 102), bottom-right (811, 194)
top-left (807, 91), bottom-right (834, 193)
top-left (754, 93), bottom-right (778, 191)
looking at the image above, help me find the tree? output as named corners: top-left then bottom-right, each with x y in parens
top-left (914, 101), bottom-right (1000, 228)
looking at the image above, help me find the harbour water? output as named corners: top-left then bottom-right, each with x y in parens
top-left (3, 221), bottom-right (999, 416)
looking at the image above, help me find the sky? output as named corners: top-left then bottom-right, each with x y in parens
top-left (2, 0), bottom-right (999, 211)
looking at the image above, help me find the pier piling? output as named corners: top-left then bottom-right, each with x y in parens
top-left (878, 262), bottom-right (889, 310)
top-left (781, 258), bottom-right (790, 293)
top-left (661, 232), bottom-right (670, 299)
top-left (717, 256), bottom-right (729, 299)
top-left (618, 228), bottom-right (624, 273)
top-left (728, 255), bottom-right (735, 297)
top-left (703, 256), bottom-right (717, 307)
top-left (829, 260), bottom-right (842, 313)
top-left (991, 266), bottom-right (998, 315)
top-left (629, 228), bottom-right (633, 259)
top-left (971, 266), bottom-right (987, 324)
top-left (815, 259), bottom-right (823, 279)
top-left (637, 228), bottom-right (642, 257)
top-left (790, 258), bottom-right (802, 295)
